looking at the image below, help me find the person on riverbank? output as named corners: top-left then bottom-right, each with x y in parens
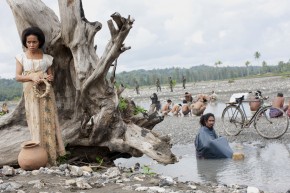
top-left (184, 92), bottom-right (193, 106)
top-left (168, 77), bottom-right (173, 92)
top-left (191, 97), bottom-right (206, 116)
top-left (148, 93), bottom-right (161, 114)
top-left (134, 79), bottom-right (140, 95)
top-left (169, 103), bottom-right (182, 117)
top-left (287, 100), bottom-right (290, 117)
top-left (156, 78), bottom-right (161, 92)
top-left (195, 113), bottom-right (233, 159)
top-left (161, 99), bottom-right (172, 115)
top-left (182, 75), bottom-right (186, 89)
top-left (1, 102), bottom-right (9, 114)
top-left (15, 26), bottom-right (66, 166)
top-left (249, 90), bottom-right (261, 113)
top-left (209, 91), bottom-right (218, 102)
top-left (182, 100), bottom-right (191, 116)
top-left (270, 93), bottom-right (288, 118)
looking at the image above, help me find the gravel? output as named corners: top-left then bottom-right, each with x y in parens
top-left (123, 76), bottom-right (290, 145)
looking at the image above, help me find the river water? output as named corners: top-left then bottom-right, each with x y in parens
top-left (3, 100), bottom-right (290, 192)
top-left (116, 99), bottom-right (290, 192)
top-left (115, 142), bottom-right (290, 192)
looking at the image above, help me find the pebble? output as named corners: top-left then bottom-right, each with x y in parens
top-left (0, 164), bottom-right (264, 193)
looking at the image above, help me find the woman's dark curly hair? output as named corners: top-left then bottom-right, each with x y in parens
top-left (21, 27), bottom-right (45, 48)
top-left (199, 113), bottom-right (215, 126)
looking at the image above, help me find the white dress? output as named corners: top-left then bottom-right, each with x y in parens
top-left (16, 52), bottom-right (65, 166)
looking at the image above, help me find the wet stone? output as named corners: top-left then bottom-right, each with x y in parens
top-left (102, 167), bottom-right (120, 178)
top-left (0, 182), bottom-right (22, 191)
top-left (2, 165), bottom-right (15, 176)
top-left (68, 165), bottom-right (83, 177)
top-left (59, 164), bottom-right (68, 171)
top-left (159, 176), bottom-right (174, 187)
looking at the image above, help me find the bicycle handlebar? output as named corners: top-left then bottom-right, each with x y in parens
top-left (247, 91), bottom-right (269, 103)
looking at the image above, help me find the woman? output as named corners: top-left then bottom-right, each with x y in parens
top-left (15, 26), bottom-right (65, 166)
top-left (195, 113), bottom-right (233, 159)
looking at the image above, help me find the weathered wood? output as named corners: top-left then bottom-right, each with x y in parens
top-left (0, 0), bottom-right (177, 166)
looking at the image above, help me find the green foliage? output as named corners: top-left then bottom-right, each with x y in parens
top-left (172, 79), bottom-right (176, 87)
top-left (57, 152), bottom-right (70, 164)
top-left (95, 156), bottom-right (103, 165)
top-left (118, 97), bottom-right (128, 111)
top-left (0, 78), bottom-right (22, 101)
top-left (133, 106), bottom-right (147, 115)
top-left (142, 165), bottom-right (156, 176)
top-left (114, 82), bottom-right (120, 90)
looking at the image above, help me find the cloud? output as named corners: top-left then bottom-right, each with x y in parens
top-left (1, 0), bottom-right (290, 79)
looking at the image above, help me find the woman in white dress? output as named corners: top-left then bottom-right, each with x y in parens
top-left (15, 27), bottom-right (65, 166)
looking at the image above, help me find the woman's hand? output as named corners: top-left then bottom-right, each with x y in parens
top-left (46, 74), bottom-right (54, 82)
top-left (29, 74), bottom-right (42, 84)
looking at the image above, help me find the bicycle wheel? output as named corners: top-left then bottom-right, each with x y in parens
top-left (222, 105), bottom-right (245, 136)
top-left (254, 106), bottom-right (289, 139)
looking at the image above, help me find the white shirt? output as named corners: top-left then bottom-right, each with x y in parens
top-left (15, 53), bottom-right (53, 73)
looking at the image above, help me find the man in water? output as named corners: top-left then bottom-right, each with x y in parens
top-left (195, 113), bottom-right (233, 159)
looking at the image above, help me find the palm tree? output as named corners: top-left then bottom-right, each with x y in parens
top-left (245, 61), bottom-right (250, 76)
top-left (254, 51), bottom-right (261, 74)
top-left (214, 60), bottom-right (222, 67)
top-left (214, 61), bottom-right (222, 80)
top-left (262, 61), bottom-right (268, 73)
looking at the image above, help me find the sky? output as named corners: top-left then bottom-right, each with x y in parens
top-left (1, 0), bottom-right (290, 79)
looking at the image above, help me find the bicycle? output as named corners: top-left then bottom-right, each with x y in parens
top-left (221, 91), bottom-right (289, 139)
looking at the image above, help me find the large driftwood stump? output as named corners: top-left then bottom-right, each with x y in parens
top-left (0, 0), bottom-right (176, 166)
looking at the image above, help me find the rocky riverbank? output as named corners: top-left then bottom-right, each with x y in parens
top-left (1, 76), bottom-right (290, 193)
top-left (0, 164), bottom-right (259, 193)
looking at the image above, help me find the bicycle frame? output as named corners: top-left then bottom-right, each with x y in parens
top-left (226, 97), bottom-right (267, 128)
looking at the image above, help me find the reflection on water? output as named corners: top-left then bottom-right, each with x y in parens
top-left (115, 143), bottom-right (290, 192)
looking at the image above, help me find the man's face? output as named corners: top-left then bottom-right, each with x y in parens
top-left (205, 116), bottom-right (215, 129)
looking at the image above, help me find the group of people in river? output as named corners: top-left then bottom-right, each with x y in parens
top-left (149, 91), bottom-right (218, 117)
top-left (147, 91), bottom-right (233, 159)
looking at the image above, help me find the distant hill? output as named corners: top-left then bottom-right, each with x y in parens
top-left (1, 63), bottom-right (288, 101)
top-left (115, 64), bottom-right (272, 88)
top-left (0, 78), bottom-right (22, 101)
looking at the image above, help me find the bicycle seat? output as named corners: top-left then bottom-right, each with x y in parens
top-left (235, 95), bottom-right (244, 103)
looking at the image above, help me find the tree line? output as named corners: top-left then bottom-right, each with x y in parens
top-left (1, 60), bottom-right (290, 101)
top-left (115, 61), bottom-right (290, 88)
top-left (0, 78), bottom-right (22, 101)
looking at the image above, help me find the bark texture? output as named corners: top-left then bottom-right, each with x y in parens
top-left (0, 0), bottom-right (176, 166)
